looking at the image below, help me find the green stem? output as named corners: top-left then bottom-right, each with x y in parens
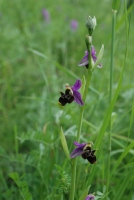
top-left (109, 11), bottom-right (116, 103)
top-left (14, 125), bottom-right (18, 157)
top-left (106, 10), bottom-right (116, 197)
top-left (69, 159), bottom-right (76, 200)
top-left (69, 51), bottom-right (92, 200)
top-left (77, 68), bottom-right (92, 143)
top-left (60, 194), bottom-right (64, 200)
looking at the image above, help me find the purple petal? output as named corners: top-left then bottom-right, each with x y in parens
top-left (78, 47), bottom-right (102, 68)
top-left (74, 141), bottom-right (86, 148)
top-left (91, 46), bottom-right (97, 62)
top-left (85, 194), bottom-right (95, 200)
top-left (71, 80), bottom-right (81, 90)
top-left (78, 51), bottom-right (89, 66)
top-left (70, 141), bottom-right (86, 158)
top-left (70, 147), bottom-right (84, 158)
top-left (73, 90), bottom-right (84, 106)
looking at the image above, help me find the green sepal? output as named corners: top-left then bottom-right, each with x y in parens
top-left (81, 75), bottom-right (86, 96)
top-left (94, 44), bottom-right (104, 69)
top-left (60, 127), bottom-right (71, 161)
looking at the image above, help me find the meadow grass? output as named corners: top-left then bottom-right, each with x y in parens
top-left (0, 0), bottom-right (134, 199)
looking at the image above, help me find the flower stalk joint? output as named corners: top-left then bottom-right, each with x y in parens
top-left (85, 34), bottom-right (92, 51)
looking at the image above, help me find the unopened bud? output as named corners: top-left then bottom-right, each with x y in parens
top-left (86, 16), bottom-right (97, 36)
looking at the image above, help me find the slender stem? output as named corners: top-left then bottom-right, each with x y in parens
top-left (77, 69), bottom-right (92, 143)
top-left (69, 91), bottom-right (86, 200)
top-left (69, 159), bottom-right (76, 200)
top-left (77, 106), bottom-right (84, 142)
top-left (109, 11), bottom-right (116, 103)
top-left (69, 51), bottom-right (92, 200)
top-left (106, 10), bottom-right (116, 196)
top-left (14, 125), bottom-right (18, 157)
top-left (60, 194), bottom-right (64, 200)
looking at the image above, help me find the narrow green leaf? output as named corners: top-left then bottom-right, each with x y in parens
top-left (9, 172), bottom-right (20, 186)
top-left (9, 172), bottom-right (32, 200)
top-left (122, 162), bottom-right (134, 169)
top-left (60, 127), bottom-right (70, 161)
top-left (78, 186), bottom-right (90, 200)
top-left (55, 164), bottom-right (62, 172)
top-left (115, 167), bottom-right (133, 200)
top-left (112, 0), bottom-right (120, 11)
top-left (128, 101), bottom-right (134, 138)
top-left (28, 48), bottom-right (48, 59)
top-left (111, 141), bottom-right (134, 178)
top-left (111, 138), bottom-right (125, 148)
top-left (86, 38), bottom-right (126, 186)
top-left (95, 67), bottom-right (124, 150)
top-left (112, 133), bottom-right (134, 143)
top-left (83, 119), bottom-right (98, 131)
top-left (9, 172), bottom-right (19, 180)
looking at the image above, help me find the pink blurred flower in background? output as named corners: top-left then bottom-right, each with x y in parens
top-left (70, 20), bottom-right (78, 31)
top-left (42, 9), bottom-right (50, 22)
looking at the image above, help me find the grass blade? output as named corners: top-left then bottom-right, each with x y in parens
top-left (111, 141), bottom-right (134, 178)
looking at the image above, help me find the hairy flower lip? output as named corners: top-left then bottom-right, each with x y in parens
top-left (70, 141), bottom-right (96, 164)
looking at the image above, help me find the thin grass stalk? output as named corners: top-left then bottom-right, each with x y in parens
top-left (106, 9), bottom-right (116, 196)
top-left (86, 1), bottom-right (128, 185)
top-left (107, 0), bottom-right (128, 197)
top-left (60, 194), bottom-right (64, 200)
top-left (128, 101), bottom-right (134, 140)
top-left (14, 125), bottom-right (19, 157)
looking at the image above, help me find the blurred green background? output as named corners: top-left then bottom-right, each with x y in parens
top-left (0, 0), bottom-right (134, 199)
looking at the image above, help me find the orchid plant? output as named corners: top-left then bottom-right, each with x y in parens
top-left (58, 15), bottom-right (104, 200)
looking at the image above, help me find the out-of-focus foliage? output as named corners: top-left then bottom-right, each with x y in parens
top-left (0, 0), bottom-right (134, 199)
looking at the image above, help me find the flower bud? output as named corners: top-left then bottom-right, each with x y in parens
top-left (86, 16), bottom-right (97, 36)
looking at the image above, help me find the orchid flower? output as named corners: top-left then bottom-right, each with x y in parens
top-left (59, 80), bottom-right (84, 106)
top-left (78, 46), bottom-right (102, 68)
